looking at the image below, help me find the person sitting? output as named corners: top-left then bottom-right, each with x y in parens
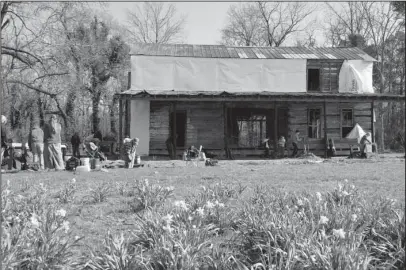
top-left (291, 130), bottom-right (302, 157)
top-left (187, 145), bottom-right (199, 159)
top-left (360, 132), bottom-right (372, 158)
top-left (123, 137), bottom-right (139, 168)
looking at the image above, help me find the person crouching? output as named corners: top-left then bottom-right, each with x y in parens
top-left (123, 137), bottom-right (139, 168)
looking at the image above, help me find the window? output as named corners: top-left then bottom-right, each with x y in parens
top-left (308, 109), bottom-right (321, 139)
top-left (237, 115), bottom-right (267, 147)
top-left (341, 109), bottom-right (353, 137)
top-left (308, 69), bottom-right (320, 91)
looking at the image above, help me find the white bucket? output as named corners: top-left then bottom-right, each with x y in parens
top-left (76, 165), bottom-right (91, 172)
top-left (81, 158), bottom-right (90, 166)
top-left (64, 155), bottom-right (71, 162)
top-left (135, 155), bottom-right (141, 165)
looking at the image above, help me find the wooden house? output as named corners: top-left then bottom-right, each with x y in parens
top-left (117, 44), bottom-right (404, 158)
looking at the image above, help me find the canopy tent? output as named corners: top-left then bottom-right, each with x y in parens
top-left (338, 60), bottom-right (374, 94)
top-left (345, 123), bottom-right (370, 143)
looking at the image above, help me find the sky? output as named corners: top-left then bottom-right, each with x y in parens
top-left (103, 2), bottom-right (329, 46)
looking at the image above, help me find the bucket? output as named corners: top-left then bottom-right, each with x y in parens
top-left (76, 165), bottom-right (91, 172)
top-left (80, 158), bottom-right (90, 170)
top-left (64, 155), bottom-right (71, 162)
top-left (135, 155), bottom-right (141, 165)
top-left (90, 158), bottom-right (101, 170)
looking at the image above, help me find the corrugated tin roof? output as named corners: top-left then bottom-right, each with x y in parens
top-left (118, 89), bottom-right (404, 101)
top-left (130, 43), bottom-right (377, 61)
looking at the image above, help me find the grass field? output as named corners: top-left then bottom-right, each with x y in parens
top-left (2, 154), bottom-right (405, 269)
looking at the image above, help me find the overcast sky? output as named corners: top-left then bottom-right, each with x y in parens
top-left (104, 2), bottom-right (330, 46)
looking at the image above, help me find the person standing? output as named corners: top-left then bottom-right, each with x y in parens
top-left (291, 130), bottom-right (302, 158)
top-left (29, 121), bottom-right (44, 170)
top-left (1, 115), bottom-right (8, 165)
top-left (70, 132), bottom-right (81, 158)
top-left (43, 114), bottom-right (65, 170)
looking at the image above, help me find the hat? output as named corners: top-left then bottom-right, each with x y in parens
top-left (89, 142), bottom-right (97, 151)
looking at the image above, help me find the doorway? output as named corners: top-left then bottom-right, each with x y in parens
top-left (170, 110), bottom-right (187, 147)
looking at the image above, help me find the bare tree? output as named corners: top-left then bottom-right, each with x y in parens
top-left (221, 2), bottom-right (316, 47)
top-left (126, 2), bottom-right (186, 44)
top-left (221, 3), bottom-right (264, 46)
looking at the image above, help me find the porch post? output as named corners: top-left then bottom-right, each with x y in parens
top-left (223, 102), bottom-right (228, 159)
top-left (172, 102), bottom-right (177, 158)
top-left (371, 101), bottom-right (375, 143)
top-left (118, 97), bottom-right (123, 153)
top-left (324, 100), bottom-right (327, 158)
top-left (273, 102), bottom-right (278, 158)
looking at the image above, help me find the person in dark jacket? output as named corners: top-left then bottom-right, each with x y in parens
top-left (94, 130), bottom-right (103, 142)
top-left (71, 132), bottom-right (81, 158)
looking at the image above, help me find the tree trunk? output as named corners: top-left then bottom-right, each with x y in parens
top-left (110, 96), bottom-right (117, 134)
top-left (92, 93), bottom-right (101, 132)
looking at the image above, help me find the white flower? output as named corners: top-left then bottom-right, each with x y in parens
top-left (297, 199), bottom-right (304, 206)
top-left (71, 178), bottom-right (76, 183)
top-left (144, 179), bottom-right (149, 185)
top-left (4, 189), bottom-right (10, 196)
top-left (206, 201), bottom-right (214, 209)
top-left (310, 255), bottom-right (316, 263)
top-left (188, 216), bottom-right (193, 221)
top-left (333, 228), bottom-right (346, 239)
top-left (163, 224), bottom-right (173, 233)
top-left (166, 186), bottom-right (175, 192)
top-left (174, 200), bottom-right (188, 210)
top-left (319, 216), bottom-right (329, 225)
top-left (315, 192), bottom-right (322, 201)
top-left (56, 209), bottom-right (67, 217)
top-left (214, 200), bottom-right (225, 208)
top-left (338, 184), bottom-right (343, 191)
top-left (30, 214), bottom-right (40, 227)
top-left (162, 214), bottom-right (173, 224)
top-left (344, 179), bottom-right (348, 183)
top-left (342, 191), bottom-right (349, 196)
top-left (192, 225), bottom-right (196, 229)
top-left (351, 214), bottom-right (357, 222)
top-left (62, 221), bottom-right (70, 233)
top-left (350, 184), bottom-right (355, 190)
top-left (75, 236), bottom-right (80, 240)
top-left (195, 207), bottom-right (205, 216)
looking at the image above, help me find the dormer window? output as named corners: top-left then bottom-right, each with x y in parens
top-left (308, 68), bottom-right (320, 91)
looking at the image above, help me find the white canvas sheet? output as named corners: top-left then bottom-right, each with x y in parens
top-left (131, 56), bottom-right (306, 93)
top-left (338, 60), bottom-right (374, 94)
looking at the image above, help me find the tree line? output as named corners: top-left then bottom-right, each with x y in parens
top-left (1, 2), bottom-right (404, 150)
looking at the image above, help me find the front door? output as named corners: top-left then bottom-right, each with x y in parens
top-left (170, 110), bottom-right (187, 147)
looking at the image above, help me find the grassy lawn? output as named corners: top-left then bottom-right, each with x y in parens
top-left (2, 153), bottom-right (405, 267)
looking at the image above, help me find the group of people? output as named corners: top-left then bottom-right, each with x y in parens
top-left (1, 114), bottom-right (65, 171)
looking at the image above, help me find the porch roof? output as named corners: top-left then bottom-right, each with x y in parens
top-left (117, 90), bottom-right (405, 102)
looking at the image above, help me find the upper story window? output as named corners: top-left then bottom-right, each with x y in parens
top-left (308, 69), bottom-right (320, 91)
top-left (341, 109), bottom-right (354, 137)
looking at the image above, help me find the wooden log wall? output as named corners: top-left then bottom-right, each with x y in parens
top-left (149, 101), bottom-right (224, 153)
top-left (307, 60), bottom-right (343, 92)
top-left (288, 101), bottom-right (373, 156)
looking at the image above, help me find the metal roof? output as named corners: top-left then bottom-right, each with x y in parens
top-left (118, 90), bottom-right (404, 102)
top-left (130, 43), bottom-right (377, 61)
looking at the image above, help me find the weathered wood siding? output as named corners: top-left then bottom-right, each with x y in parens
top-left (288, 101), bottom-right (373, 156)
top-left (149, 101), bottom-right (224, 153)
top-left (307, 60), bottom-right (343, 93)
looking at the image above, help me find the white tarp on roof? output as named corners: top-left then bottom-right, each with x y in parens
top-left (131, 56), bottom-right (307, 93)
top-left (338, 60), bottom-right (374, 94)
top-left (345, 123), bottom-right (367, 143)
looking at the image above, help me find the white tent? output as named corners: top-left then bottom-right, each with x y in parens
top-left (338, 60), bottom-right (374, 94)
top-left (345, 123), bottom-right (368, 143)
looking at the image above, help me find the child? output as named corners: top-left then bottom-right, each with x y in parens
top-left (291, 130), bottom-right (302, 157)
top-left (277, 136), bottom-right (286, 158)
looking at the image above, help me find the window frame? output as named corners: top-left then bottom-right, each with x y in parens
top-left (307, 68), bottom-right (321, 92)
top-left (340, 108), bottom-right (354, 138)
top-left (307, 108), bottom-right (322, 139)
